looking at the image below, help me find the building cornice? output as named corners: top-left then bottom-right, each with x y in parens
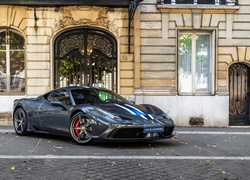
top-left (0, 0), bottom-right (136, 7)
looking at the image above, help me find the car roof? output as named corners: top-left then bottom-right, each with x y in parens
top-left (54, 86), bottom-right (110, 91)
top-left (41, 86), bottom-right (111, 97)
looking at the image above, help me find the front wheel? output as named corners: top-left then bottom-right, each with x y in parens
top-left (13, 107), bottom-right (27, 136)
top-left (69, 112), bottom-right (93, 144)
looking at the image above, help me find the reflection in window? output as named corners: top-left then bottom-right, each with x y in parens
top-left (178, 33), bottom-right (211, 95)
top-left (71, 88), bottom-right (130, 105)
top-left (47, 90), bottom-right (71, 105)
top-left (0, 30), bottom-right (25, 93)
top-left (176, 0), bottom-right (193, 4)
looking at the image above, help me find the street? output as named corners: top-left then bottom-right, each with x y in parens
top-left (0, 126), bottom-right (250, 180)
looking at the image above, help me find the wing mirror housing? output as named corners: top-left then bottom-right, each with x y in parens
top-left (130, 101), bottom-right (135, 105)
top-left (51, 101), bottom-right (67, 110)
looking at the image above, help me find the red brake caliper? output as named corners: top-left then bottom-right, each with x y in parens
top-left (75, 119), bottom-right (80, 136)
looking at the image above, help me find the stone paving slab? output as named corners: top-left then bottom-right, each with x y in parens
top-left (0, 159), bottom-right (241, 180)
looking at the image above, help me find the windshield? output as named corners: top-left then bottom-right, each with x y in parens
top-left (71, 88), bottom-right (131, 105)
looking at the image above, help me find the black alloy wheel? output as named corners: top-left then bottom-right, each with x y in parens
top-left (13, 107), bottom-right (27, 136)
top-left (70, 112), bottom-right (93, 144)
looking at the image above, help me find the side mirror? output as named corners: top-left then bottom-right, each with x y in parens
top-left (51, 100), bottom-right (67, 110)
top-left (130, 101), bottom-right (135, 105)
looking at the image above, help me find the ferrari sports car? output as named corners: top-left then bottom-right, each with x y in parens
top-left (13, 86), bottom-right (175, 144)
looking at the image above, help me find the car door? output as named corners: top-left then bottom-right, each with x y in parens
top-left (38, 89), bottom-right (72, 136)
top-left (27, 96), bottom-right (47, 130)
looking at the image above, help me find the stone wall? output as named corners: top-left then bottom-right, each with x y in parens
top-left (0, 112), bottom-right (12, 125)
top-left (138, 0), bottom-right (177, 95)
top-left (133, 0), bottom-right (250, 127)
top-left (0, 5), bottom-right (132, 125)
top-left (136, 0), bottom-right (250, 96)
top-left (0, 5), bottom-right (132, 96)
top-left (217, 0), bottom-right (250, 94)
top-left (0, 1), bottom-right (250, 127)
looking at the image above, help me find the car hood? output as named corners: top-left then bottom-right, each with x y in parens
top-left (88, 103), bottom-right (169, 125)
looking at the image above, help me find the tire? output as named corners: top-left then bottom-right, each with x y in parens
top-left (69, 112), bottom-right (93, 144)
top-left (13, 107), bottom-right (28, 136)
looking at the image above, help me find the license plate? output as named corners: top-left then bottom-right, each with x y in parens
top-left (144, 126), bottom-right (164, 133)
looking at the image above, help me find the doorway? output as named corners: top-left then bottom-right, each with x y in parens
top-left (229, 63), bottom-right (250, 126)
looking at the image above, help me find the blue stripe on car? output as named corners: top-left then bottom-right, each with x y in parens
top-left (123, 104), bottom-right (153, 120)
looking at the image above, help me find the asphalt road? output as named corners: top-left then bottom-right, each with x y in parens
top-left (0, 126), bottom-right (250, 180)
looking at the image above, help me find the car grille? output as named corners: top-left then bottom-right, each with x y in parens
top-left (160, 126), bottom-right (174, 137)
top-left (112, 128), bottom-right (146, 138)
top-left (110, 126), bottom-right (174, 139)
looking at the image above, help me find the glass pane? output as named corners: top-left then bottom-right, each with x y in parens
top-left (220, 0), bottom-right (226, 5)
top-left (10, 32), bottom-right (25, 50)
top-left (0, 32), bottom-right (6, 50)
top-left (0, 32), bottom-right (6, 92)
top-left (10, 50), bottom-right (25, 93)
top-left (47, 90), bottom-right (71, 105)
top-left (179, 34), bottom-right (192, 93)
top-left (0, 50), bottom-right (6, 92)
top-left (97, 89), bottom-right (130, 104)
top-left (57, 50), bottom-right (82, 88)
top-left (195, 34), bottom-right (210, 93)
top-left (164, 0), bottom-right (171, 4)
top-left (176, 0), bottom-right (193, 4)
top-left (198, 0), bottom-right (215, 4)
top-left (90, 50), bottom-right (116, 91)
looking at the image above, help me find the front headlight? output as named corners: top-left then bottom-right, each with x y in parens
top-left (155, 113), bottom-right (174, 125)
top-left (155, 113), bottom-right (169, 119)
top-left (163, 114), bottom-right (170, 119)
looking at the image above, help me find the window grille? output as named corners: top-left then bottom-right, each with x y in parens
top-left (158, 0), bottom-right (235, 5)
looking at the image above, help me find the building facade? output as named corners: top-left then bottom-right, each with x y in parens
top-left (0, 0), bottom-right (248, 127)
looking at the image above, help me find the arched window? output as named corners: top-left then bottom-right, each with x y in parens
top-left (54, 28), bottom-right (117, 92)
top-left (0, 30), bottom-right (25, 93)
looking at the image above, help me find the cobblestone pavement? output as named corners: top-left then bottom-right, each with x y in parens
top-left (0, 159), bottom-right (240, 180)
top-left (1, 126), bottom-right (250, 179)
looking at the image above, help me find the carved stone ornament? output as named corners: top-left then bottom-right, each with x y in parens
top-left (54, 6), bottom-right (117, 33)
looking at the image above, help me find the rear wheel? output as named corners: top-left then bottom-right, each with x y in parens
top-left (13, 107), bottom-right (27, 136)
top-left (69, 112), bottom-right (93, 144)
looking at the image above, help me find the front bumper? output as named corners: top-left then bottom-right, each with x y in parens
top-left (92, 124), bottom-right (175, 142)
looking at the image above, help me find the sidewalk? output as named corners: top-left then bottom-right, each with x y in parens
top-left (175, 126), bottom-right (250, 132)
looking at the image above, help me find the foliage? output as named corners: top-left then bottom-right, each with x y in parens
top-left (179, 34), bottom-right (192, 68)
top-left (0, 31), bottom-right (25, 75)
top-left (179, 34), bottom-right (209, 74)
top-left (58, 49), bottom-right (114, 86)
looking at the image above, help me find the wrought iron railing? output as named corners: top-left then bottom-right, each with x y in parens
top-left (177, 0), bottom-right (197, 4)
top-left (158, 0), bottom-right (237, 5)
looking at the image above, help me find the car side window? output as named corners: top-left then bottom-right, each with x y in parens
top-left (71, 89), bottom-right (100, 105)
top-left (47, 90), bottom-right (72, 105)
